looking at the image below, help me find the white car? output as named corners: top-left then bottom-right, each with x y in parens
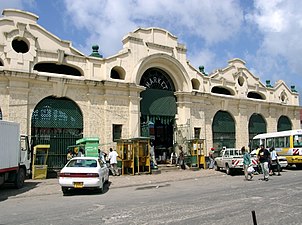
top-left (276, 156), bottom-right (288, 170)
top-left (59, 157), bottom-right (109, 195)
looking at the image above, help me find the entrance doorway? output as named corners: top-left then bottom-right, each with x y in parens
top-left (212, 110), bottom-right (235, 149)
top-left (140, 68), bottom-right (176, 163)
top-left (277, 115), bottom-right (292, 131)
top-left (31, 96), bottom-right (83, 172)
top-left (248, 113), bottom-right (266, 147)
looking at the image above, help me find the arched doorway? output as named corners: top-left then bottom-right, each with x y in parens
top-left (248, 113), bottom-right (266, 147)
top-left (277, 115), bottom-right (292, 131)
top-left (140, 68), bottom-right (176, 162)
top-left (31, 96), bottom-right (83, 172)
top-left (212, 110), bottom-right (235, 149)
top-left (0, 107), bottom-right (2, 120)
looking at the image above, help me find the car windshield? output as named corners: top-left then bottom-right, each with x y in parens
top-left (67, 159), bottom-right (98, 168)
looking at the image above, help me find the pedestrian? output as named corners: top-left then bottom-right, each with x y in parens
top-left (108, 148), bottom-right (119, 176)
top-left (150, 141), bottom-right (157, 168)
top-left (66, 150), bottom-right (73, 161)
top-left (208, 148), bottom-right (215, 169)
top-left (178, 146), bottom-right (185, 170)
top-left (242, 146), bottom-right (253, 180)
top-left (170, 152), bottom-right (177, 164)
top-left (257, 145), bottom-right (271, 181)
top-left (98, 149), bottom-right (107, 164)
top-left (77, 148), bottom-right (85, 157)
top-left (269, 147), bottom-right (281, 176)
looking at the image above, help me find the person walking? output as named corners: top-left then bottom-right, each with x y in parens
top-left (108, 148), bottom-right (119, 176)
top-left (178, 146), bottom-right (185, 170)
top-left (257, 145), bottom-right (271, 181)
top-left (242, 146), bottom-right (253, 180)
top-left (98, 149), bottom-right (107, 164)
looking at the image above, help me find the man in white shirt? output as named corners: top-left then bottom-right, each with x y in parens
top-left (108, 148), bottom-right (119, 176)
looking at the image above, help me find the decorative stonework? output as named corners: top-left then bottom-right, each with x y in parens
top-left (0, 9), bottom-right (300, 153)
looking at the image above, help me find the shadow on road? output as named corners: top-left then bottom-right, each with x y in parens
top-left (62, 181), bottom-right (111, 197)
top-left (0, 181), bottom-right (40, 202)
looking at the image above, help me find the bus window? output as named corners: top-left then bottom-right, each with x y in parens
top-left (294, 135), bottom-right (302, 147)
top-left (266, 138), bottom-right (273, 148)
top-left (285, 136), bottom-right (290, 147)
top-left (275, 137), bottom-right (285, 148)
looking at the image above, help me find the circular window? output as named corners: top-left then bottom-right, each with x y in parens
top-left (238, 76), bottom-right (244, 86)
top-left (12, 38), bottom-right (29, 53)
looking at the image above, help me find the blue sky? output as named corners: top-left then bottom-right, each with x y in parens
top-left (1, 0), bottom-right (301, 105)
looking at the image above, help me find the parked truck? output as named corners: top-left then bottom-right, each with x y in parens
top-left (214, 147), bottom-right (258, 175)
top-left (0, 120), bottom-right (30, 188)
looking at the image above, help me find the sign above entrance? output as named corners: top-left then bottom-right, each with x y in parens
top-left (140, 68), bottom-right (175, 91)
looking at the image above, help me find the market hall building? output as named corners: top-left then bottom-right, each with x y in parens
top-left (0, 9), bottom-right (300, 170)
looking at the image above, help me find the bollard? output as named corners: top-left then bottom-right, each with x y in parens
top-left (251, 210), bottom-right (257, 225)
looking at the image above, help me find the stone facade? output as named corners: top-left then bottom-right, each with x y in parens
top-left (0, 9), bottom-right (300, 156)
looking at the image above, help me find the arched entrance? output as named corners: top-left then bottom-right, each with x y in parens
top-left (140, 68), bottom-right (176, 162)
top-left (0, 107), bottom-right (2, 120)
top-left (212, 110), bottom-right (235, 149)
top-left (277, 115), bottom-right (292, 131)
top-left (31, 96), bottom-right (83, 172)
top-left (248, 113), bottom-right (266, 147)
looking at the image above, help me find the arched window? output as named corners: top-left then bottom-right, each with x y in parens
top-left (34, 63), bottom-right (82, 76)
top-left (110, 66), bottom-right (125, 80)
top-left (247, 91), bottom-right (265, 100)
top-left (191, 79), bottom-right (200, 90)
top-left (211, 86), bottom-right (234, 96)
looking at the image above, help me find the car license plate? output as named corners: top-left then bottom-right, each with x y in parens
top-left (73, 182), bottom-right (83, 188)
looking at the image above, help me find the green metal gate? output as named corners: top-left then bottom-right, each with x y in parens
top-left (248, 113), bottom-right (266, 145)
top-left (31, 132), bottom-right (82, 170)
top-left (277, 115), bottom-right (292, 131)
top-left (31, 96), bottom-right (83, 172)
top-left (212, 110), bottom-right (235, 148)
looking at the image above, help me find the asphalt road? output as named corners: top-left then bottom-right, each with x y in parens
top-left (1, 169), bottom-right (302, 225)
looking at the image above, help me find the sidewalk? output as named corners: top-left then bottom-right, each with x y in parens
top-left (17, 168), bottom-right (221, 198)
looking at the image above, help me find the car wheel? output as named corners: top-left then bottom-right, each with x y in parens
top-left (14, 167), bottom-right (25, 189)
top-left (61, 187), bottom-right (69, 195)
top-left (296, 164), bottom-right (302, 169)
top-left (214, 163), bottom-right (220, 171)
top-left (226, 164), bottom-right (232, 175)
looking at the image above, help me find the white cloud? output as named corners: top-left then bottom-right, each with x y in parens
top-left (63, 0), bottom-right (244, 57)
top-left (246, 0), bottom-right (302, 80)
top-left (189, 49), bottom-right (218, 75)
